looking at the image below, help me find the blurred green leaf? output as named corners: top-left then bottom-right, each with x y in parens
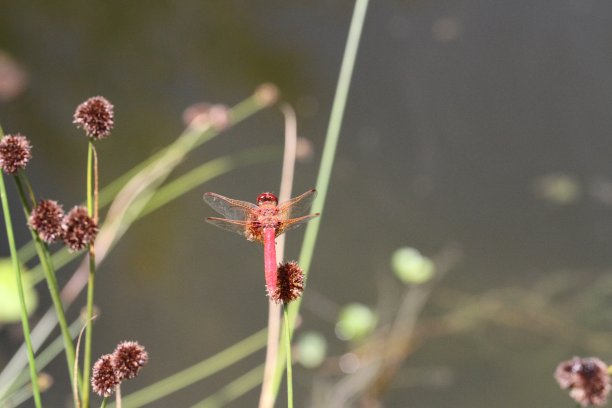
top-left (336, 303), bottom-right (377, 341)
top-left (0, 259), bottom-right (38, 323)
top-left (296, 331), bottom-right (327, 369)
top-left (391, 247), bottom-right (435, 285)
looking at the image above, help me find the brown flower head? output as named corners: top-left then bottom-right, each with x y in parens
top-left (112, 341), bottom-right (148, 380)
top-left (29, 199), bottom-right (64, 243)
top-left (91, 354), bottom-right (119, 398)
top-left (0, 133), bottom-right (31, 174)
top-left (554, 357), bottom-right (611, 407)
top-left (269, 261), bottom-right (304, 304)
top-left (73, 96), bottom-right (114, 139)
top-left (61, 206), bottom-right (98, 251)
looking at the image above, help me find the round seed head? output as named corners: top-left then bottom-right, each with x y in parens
top-left (91, 354), bottom-right (119, 398)
top-left (554, 357), bottom-right (611, 407)
top-left (0, 133), bottom-right (31, 174)
top-left (73, 96), bottom-right (114, 139)
top-left (61, 206), bottom-right (98, 251)
top-left (112, 341), bottom-right (148, 380)
top-left (269, 261), bottom-right (304, 304)
top-left (28, 199), bottom-right (64, 243)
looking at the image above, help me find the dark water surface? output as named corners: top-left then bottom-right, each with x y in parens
top-left (2, 1), bottom-right (612, 407)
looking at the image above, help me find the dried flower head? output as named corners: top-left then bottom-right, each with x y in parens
top-left (0, 133), bottom-right (31, 174)
top-left (29, 199), bottom-right (64, 243)
top-left (112, 341), bottom-right (148, 380)
top-left (61, 206), bottom-right (98, 251)
top-left (182, 102), bottom-right (211, 126)
top-left (269, 261), bottom-right (304, 304)
top-left (555, 357), bottom-right (611, 407)
top-left (254, 83), bottom-right (280, 107)
top-left (91, 354), bottom-right (119, 398)
top-left (73, 96), bottom-right (114, 139)
top-left (182, 103), bottom-right (229, 130)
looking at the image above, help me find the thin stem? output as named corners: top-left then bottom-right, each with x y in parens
top-left (0, 317), bottom-right (82, 404)
top-left (75, 315), bottom-right (96, 408)
top-left (0, 172), bottom-right (42, 408)
top-left (259, 104), bottom-right (298, 408)
top-left (188, 364), bottom-right (265, 408)
top-left (100, 398), bottom-right (108, 408)
top-left (87, 141), bottom-right (94, 215)
top-left (1, 91), bottom-right (270, 406)
top-left (14, 174), bottom-right (80, 391)
top-left (113, 329), bottom-right (267, 408)
top-left (115, 385), bottom-right (121, 408)
top-left (283, 304), bottom-right (293, 408)
top-left (82, 140), bottom-right (97, 408)
top-left (141, 146), bottom-right (279, 217)
top-left (274, 0), bottom-right (370, 397)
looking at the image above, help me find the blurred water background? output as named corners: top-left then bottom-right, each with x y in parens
top-left (2, 1), bottom-right (612, 407)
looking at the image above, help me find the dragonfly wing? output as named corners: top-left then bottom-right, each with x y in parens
top-left (205, 217), bottom-right (250, 237)
top-left (278, 189), bottom-right (317, 219)
top-left (277, 213), bottom-right (320, 236)
top-left (203, 192), bottom-right (258, 221)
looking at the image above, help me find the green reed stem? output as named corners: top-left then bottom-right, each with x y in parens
top-left (0, 172), bottom-right (42, 408)
top-left (0, 93), bottom-right (270, 406)
top-left (24, 146), bottom-right (278, 288)
top-left (0, 317), bottom-right (82, 404)
top-left (113, 329), bottom-right (267, 408)
top-left (14, 173), bottom-right (80, 393)
top-left (189, 364), bottom-right (265, 408)
top-left (98, 93), bottom-right (266, 209)
top-left (273, 0), bottom-right (369, 397)
top-left (141, 146), bottom-right (279, 217)
top-left (82, 140), bottom-right (97, 408)
top-left (283, 304), bottom-right (293, 408)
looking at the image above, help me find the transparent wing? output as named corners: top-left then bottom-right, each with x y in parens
top-left (277, 213), bottom-right (320, 236)
top-left (203, 192), bottom-right (258, 221)
top-left (205, 217), bottom-right (250, 237)
top-left (278, 189), bottom-right (317, 219)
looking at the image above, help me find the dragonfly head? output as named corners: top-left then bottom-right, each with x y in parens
top-left (257, 192), bottom-right (278, 206)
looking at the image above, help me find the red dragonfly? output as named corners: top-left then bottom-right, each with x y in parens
top-left (203, 189), bottom-right (319, 294)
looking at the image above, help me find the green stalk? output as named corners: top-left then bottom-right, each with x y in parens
top-left (98, 93), bottom-right (267, 209)
top-left (283, 304), bottom-right (293, 408)
top-left (141, 146), bottom-right (279, 217)
top-left (273, 0), bottom-right (370, 397)
top-left (0, 317), bottom-right (82, 403)
top-left (0, 172), bottom-right (42, 408)
top-left (0, 93), bottom-right (271, 402)
top-left (13, 174), bottom-right (80, 391)
top-left (113, 329), bottom-right (267, 408)
top-left (188, 364), bottom-right (265, 408)
top-left (82, 140), bottom-right (96, 408)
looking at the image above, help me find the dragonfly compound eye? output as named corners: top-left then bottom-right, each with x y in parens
top-left (257, 192), bottom-right (278, 205)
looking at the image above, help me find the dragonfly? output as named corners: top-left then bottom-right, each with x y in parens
top-left (203, 189), bottom-right (319, 294)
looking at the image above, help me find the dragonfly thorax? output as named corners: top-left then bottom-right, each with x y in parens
top-left (256, 205), bottom-right (282, 229)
